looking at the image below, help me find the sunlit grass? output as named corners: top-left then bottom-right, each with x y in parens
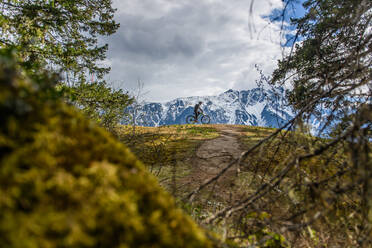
top-left (116, 124), bottom-right (220, 182)
top-left (116, 124), bottom-right (354, 247)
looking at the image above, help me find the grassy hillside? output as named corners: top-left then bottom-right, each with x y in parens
top-left (117, 125), bottom-right (219, 192)
top-left (0, 51), bottom-right (236, 248)
top-left (118, 124), bottom-right (363, 247)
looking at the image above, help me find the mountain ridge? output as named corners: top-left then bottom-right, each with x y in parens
top-left (125, 87), bottom-right (294, 128)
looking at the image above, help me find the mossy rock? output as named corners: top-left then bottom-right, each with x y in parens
top-left (0, 51), bottom-right (216, 248)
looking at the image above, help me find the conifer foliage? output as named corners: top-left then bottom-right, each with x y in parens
top-left (0, 0), bottom-right (117, 78)
top-left (273, 0), bottom-right (372, 126)
top-left (269, 0), bottom-right (372, 244)
top-left (0, 0), bottom-right (132, 131)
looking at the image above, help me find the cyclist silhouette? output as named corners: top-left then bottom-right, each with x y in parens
top-left (194, 101), bottom-right (203, 121)
top-left (186, 102), bottom-right (210, 124)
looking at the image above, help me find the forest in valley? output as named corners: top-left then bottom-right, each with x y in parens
top-left (0, 0), bottom-right (371, 247)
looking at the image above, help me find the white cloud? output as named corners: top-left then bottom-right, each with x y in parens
top-left (104, 0), bottom-right (289, 102)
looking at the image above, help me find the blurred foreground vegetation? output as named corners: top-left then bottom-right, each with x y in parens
top-left (0, 50), bottom-right (234, 248)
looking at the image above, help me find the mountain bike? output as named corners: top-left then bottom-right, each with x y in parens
top-left (186, 113), bottom-right (211, 124)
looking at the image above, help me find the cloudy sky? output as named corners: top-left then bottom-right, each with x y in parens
top-left (103, 0), bottom-right (301, 102)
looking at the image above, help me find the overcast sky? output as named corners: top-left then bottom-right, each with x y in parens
top-left (103, 0), bottom-right (300, 102)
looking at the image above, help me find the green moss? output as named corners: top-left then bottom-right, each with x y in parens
top-left (0, 51), bottom-right (216, 247)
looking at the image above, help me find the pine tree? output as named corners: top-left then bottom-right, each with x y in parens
top-left (0, 0), bottom-right (133, 131)
top-left (273, 0), bottom-right (372, 122)
top-left (272, 0), bottom-right (372, 244)
top-left (0, 0), bottom-right (118, 79)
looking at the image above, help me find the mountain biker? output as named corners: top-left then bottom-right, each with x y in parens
top-left (194, 101), bottom-right (203, 121)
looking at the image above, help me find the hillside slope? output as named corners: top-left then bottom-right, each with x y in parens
top-left (120, 124), bottom-right (362, 247)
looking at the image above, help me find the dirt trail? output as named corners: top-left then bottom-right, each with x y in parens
top-left (180, 125), bottom-right (244, 202)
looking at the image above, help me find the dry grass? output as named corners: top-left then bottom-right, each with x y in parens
top-left (116, 124), bottom-right (358, 247)
top-left (116, 124), bottom-right (220, 190)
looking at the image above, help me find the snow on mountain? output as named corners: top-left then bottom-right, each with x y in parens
top-left (124, 88), bottom-right (294, 128)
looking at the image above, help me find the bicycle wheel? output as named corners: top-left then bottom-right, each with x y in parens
top-left (186, 115), bottom-right (196, 124)
top-left (201, 115), bottom-right (210, 124)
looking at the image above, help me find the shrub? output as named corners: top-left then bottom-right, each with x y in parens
top-left (0, 50), bottom-right (214, 248)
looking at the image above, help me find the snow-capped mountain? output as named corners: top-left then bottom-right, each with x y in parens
top-left (125, 88), bottom-right (294, 128)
